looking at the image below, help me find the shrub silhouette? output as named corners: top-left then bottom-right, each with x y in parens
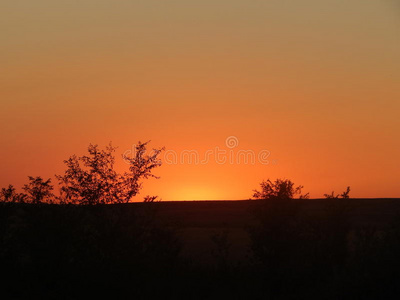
top-left (22, 176), bottom-right (54, 204)
top-left (0, 185), bottom-right (26, 203)
top-left (56, 141), bottom-right (163, 204)
top-left (324, 186), bottom-right (351, 199)
top-left (253, 178), bottom-right (309, 200)
top-left (143, 195), bottom-right (159, 202)
top-left (1, 177), bottom-right (54, 204)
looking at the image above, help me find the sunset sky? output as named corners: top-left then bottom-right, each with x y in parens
top-left (1, 0), bottom-right (399, 200)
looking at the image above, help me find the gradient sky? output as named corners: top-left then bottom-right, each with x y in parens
top-left (1, 0), bottom-right (399, 200)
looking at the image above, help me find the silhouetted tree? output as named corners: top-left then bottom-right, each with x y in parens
top-left (324, 186), bottom-right (351, 199)
top-left (56, 141), bottom-right (163, 204)
top-left (22, 176), bottom-right (54, 204)
top-left (0, 185), bottom-right (26, 203)
top-left (143, 195), bottom-right (159, 203)
top-left (253, 178), bottom-right (309, 200)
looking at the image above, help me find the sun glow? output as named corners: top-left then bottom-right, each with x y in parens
top-left (172, 187), bottom-right (224, 201)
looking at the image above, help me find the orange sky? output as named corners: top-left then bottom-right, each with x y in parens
top-left (1, 0), bottom-right (400, 200)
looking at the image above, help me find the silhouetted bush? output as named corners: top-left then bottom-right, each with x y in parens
top-left (56, 142), bottom-right (163, 205)
top-left (22, 176), bottom-right (55, 204)
top-left (253, 178), bottom-right (309, 200)
top-left (0, 184), bottom-right (26, 203)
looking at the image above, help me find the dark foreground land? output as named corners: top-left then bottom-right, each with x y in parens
top-left (2, 199), bottom-right (400, 299)
top-left (158, 198), bottom-right (400, 264)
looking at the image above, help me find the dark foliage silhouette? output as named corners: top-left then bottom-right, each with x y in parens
top-left (56, 141), bottom-right (163, 204)
top-left (143, 195), bottom-right (159, 202)
top-left (253, 178), bottom-right (309, 200)
top-left (0, 185), bottom-right (26, 203)
top-left (1, 177), bottom-right (54, 204)
top-left (324, 186), bottom-right (351, 199)
top-left (22, 176), bottom-right (54, 204)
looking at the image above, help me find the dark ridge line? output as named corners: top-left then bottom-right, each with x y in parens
top-left (133, 198), bottom-right (400, 203)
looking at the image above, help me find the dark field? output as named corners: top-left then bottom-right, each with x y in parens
top-left (2, 199), bottom-right (400, 299)
top-left (156, 199), bottom-right (400, 264)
